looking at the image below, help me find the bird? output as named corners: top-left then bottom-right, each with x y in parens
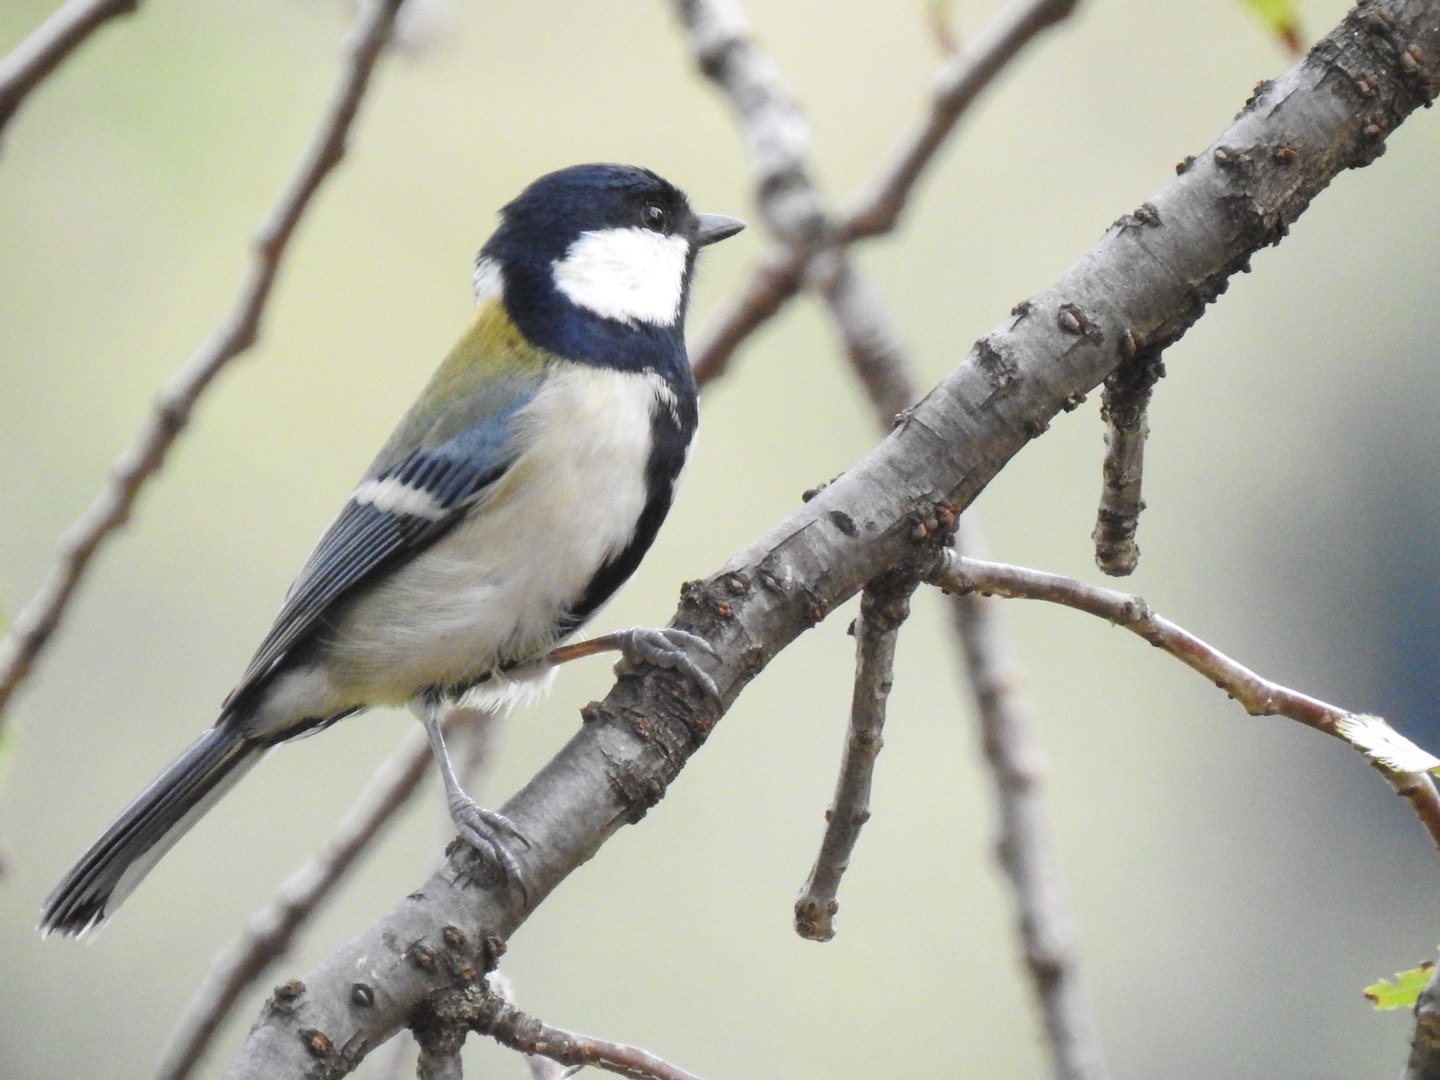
top-left (40, 163), bottom-right (744, 937)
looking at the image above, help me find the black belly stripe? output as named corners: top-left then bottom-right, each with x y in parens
top-left (558, 370), bottom-right (697, 635)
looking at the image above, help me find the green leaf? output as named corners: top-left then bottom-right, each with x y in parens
top-left (1237, 0), bottom-right (1303, 53)
top-left (1365, 960), bottom-right (1436, 1010)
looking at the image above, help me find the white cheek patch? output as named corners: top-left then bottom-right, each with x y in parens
top-left (551, 227), bottom-right (689, 326)
top-left (472, 256), bottom-right (504, 304)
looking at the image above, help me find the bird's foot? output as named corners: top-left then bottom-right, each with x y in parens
top-left (549, 626), bottom-right (719, 700)
top-left (614, 626), bottom-right (721, 699)
top-left (448, 794), bottom-right (530, 902)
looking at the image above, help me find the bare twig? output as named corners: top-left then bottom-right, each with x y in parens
top-left (430, 979), bottom-right (707, 1080)
top-left (948, 522), bottom-right (1111, 1080)
top-left (931, 551), bottom-right (1440, 853)
top-left (1405, 962), bottom-right (1440, 1080)
top-left (841, 0), bottom-right (1081, 239)
top-left (157, 726), bottom-right (434, 1080)
top-left (795, 574), bottom-right (915, 941)
top-left (0, 0), bottom-right (407, 725)
top-left (1092, 340), bottom-right (1166, 576)
top-left (0, 0), bottom-right (139, 137)
top-left (691, 0), bottom-right (1082, 382)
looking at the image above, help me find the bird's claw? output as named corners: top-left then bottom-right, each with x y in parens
top-left (613, 626), bottom-right (721, 700)
top-left (448, 796), bottom-right (530, 902)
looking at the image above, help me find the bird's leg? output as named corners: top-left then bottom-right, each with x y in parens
top-left (547, 627), bottom-right (720, 700)
top-left (416, 696), bottom-right (529, 893)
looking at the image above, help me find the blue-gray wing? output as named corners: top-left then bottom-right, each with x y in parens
top-left (223, 387), bottom-right (535, 709)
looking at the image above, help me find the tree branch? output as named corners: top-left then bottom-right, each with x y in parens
top-left (1091, 342), bottom-right (1165, 576)
top-left (931, 551), bottom-right (1440, 852)
top-left (948, 524), bottom-right (1111, 1080)
top-left (221, 3), bottom-right (1440, 1072)
top-left (690, 0), bottom-right (1082, 383)
top-left (0, 0), bottom-right (139, 137)
top-left (464, 982), bottom-right (709, 1080)
top-left (0, 0), bottom-right (407, 726)
top-left (795, 569), bottom-right (917, 941)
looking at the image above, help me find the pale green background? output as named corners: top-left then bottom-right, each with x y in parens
top-left (2, 1), bottom-right (1438, 1077)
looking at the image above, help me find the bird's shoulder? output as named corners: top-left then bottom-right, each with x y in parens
top-left (367, 298), bottom-right (554, 477)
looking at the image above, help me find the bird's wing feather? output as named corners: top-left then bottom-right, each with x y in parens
top-left (224, 365), bottom-right (544, 710)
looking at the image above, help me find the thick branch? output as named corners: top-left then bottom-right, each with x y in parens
top-left (0, 0), bottom-right (406, 725)
top-left (0, 0), bottom-right (138, 137)
top-left (223, 4), bottom-right (1440, 1073)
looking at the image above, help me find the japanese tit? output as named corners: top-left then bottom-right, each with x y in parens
top-left (41, 163), bottom-right (743, 936)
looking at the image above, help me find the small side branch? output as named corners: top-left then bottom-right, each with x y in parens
top-left (948, 524), bottom-right (1111, 1080)
top-left (0, 0), bottom-right (407, 725)
top-left (1092, 342), bottom-right (1165, 576)
top-left (795, 573), bottom-right (915, 941)
top-left (0, 0), bottom-right (139, 136)
top-left (434, 980), bottom-right (707, 1080)
top-left (931, 551), bottom-right (1440, 854)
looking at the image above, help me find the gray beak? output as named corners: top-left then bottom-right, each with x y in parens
top-left (696, 213), bottom-right (746, 247)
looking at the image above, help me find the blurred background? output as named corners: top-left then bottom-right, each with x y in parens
top-left (2, 0), bottom-right (1438, 1076)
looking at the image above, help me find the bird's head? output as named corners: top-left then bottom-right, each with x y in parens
top-left (473, 163), bottom-right (743, 369)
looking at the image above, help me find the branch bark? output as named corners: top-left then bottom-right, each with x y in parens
top-left (222, 2), bottom-right (1440, 1072)
top-left (0, 0), bottom-right (139, 137)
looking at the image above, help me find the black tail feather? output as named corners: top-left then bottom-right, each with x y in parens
top-left (40, 724), bottom-right (261, 937)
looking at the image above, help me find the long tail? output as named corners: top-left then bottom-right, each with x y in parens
top-left (40, 723), bottom-right (264, 937)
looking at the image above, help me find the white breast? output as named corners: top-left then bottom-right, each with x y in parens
top-left (268, 365), bottom-right (678, 719)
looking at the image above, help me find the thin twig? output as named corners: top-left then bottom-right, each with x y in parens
top-left (157, 725), bottom-right (434, 1080)
top-left (466, 984), bottom-right (708, 1080)
top-left (690, 0), bottom-right (1082, 383)
top-left (1092, 341), bottom-right (1165, 576)
top-left (433, 974), bottom-right (706, 1080)
top-left (840, 0), bottom-right (1080, 239)
top-left (931, 551), bottom-right (1440, 853)
top-left (795, 574), bottom-right (915, 941)
top-left (0, 0), bottom-right (407, 725)
top-left (0, 0), bottom-right (139, 136)
top-left (948, 521), bottom-right (1111, 1080)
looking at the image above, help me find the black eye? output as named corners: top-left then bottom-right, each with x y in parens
top-left (640, 202), bottom-right (669, 232)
